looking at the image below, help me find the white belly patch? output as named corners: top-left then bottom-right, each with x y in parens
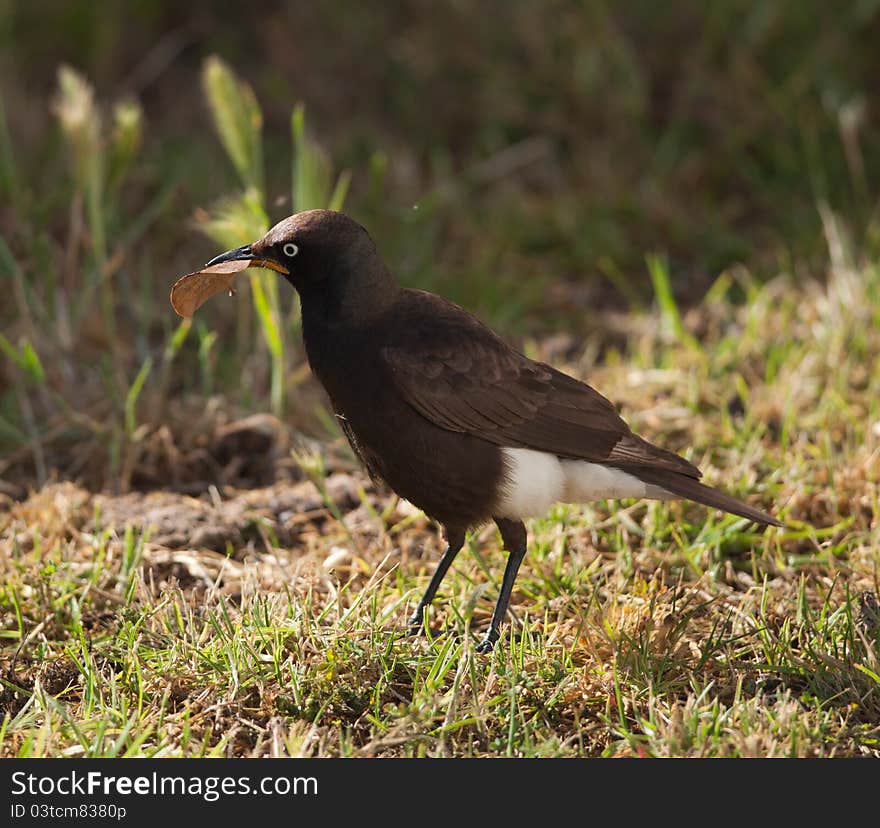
top-left (494, 447), bottom-right (652, 519)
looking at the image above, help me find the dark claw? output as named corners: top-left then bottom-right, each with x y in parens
top-left (407, 609), bottom-right (426, 636)
top-left (475, 629), bottom-right (499, 653)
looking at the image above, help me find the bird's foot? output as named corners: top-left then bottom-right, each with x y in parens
top-left (406, 609), bottom-right (426, 637)
top-left (475, 628), bottom-right (500, 654)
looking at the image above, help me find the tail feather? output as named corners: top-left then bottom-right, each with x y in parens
top-left (632, 468), bottom-right (783, 527)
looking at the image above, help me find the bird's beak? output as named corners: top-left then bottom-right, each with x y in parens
top-left (205, 244), bottom-right (289, 275)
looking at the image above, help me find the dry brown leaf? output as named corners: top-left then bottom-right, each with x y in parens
top-left (169, 259), bottom-right (252, 318)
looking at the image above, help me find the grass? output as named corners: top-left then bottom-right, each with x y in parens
top-left (1, 210), bottom-right (878, 756)
top-left (0, 60), bottom-right (350, 490)
top-left (1, 32), bottom-right (878, 758)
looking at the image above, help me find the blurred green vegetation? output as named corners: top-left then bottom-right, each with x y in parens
top-left (1, 0), bottom-right (879, 490)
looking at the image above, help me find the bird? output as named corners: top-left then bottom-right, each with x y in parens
top-left (182, 209), bottom-right (783, 652)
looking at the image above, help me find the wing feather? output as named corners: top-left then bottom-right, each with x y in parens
top-left (382, 290), bottom-right (701, 478)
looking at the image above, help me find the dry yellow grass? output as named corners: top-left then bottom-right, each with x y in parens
top-left (2, 225), bottom-right (878, 757)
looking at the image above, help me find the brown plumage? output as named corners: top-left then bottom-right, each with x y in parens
top-left (189, 209), bottom-right (782, 651)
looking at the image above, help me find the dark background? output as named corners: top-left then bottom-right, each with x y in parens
top-left (6, 2), bottom-right (879, 301)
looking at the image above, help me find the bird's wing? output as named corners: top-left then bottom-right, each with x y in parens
top-left (381, 291), bottom-right (700, 478)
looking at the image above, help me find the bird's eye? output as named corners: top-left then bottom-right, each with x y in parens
top-left (282, 242), bottom-right (299, 258)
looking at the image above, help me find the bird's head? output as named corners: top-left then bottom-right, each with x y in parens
top-left (206, 210), bottom-right (373, 289)
top-left (196, 209), bottom-right (397, 325)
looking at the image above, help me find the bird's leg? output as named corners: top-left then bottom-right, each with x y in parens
top-left (407, 527), bottom-right (465, 636)
top-left (476, 518), bottom-right (528, 653)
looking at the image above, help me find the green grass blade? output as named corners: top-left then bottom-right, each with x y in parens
top-left (124, 356), bottom-right (153, 436)
top-left (647, 253), bottom-right (702, 352)
top-left (250, 271), bottom-right (284, 415)
top-left (202, 55), bottom-right (264, 195)
top-left (291, 103), bottom-right (331, 212)
top-left (328, 169), bottom-right (352, 212)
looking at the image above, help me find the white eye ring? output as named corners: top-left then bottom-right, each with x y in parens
top-left (282, 242), bottom-right (299, 258)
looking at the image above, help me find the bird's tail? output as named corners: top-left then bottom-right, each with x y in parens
top-left (633, 468), bottom-right (783, 527)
